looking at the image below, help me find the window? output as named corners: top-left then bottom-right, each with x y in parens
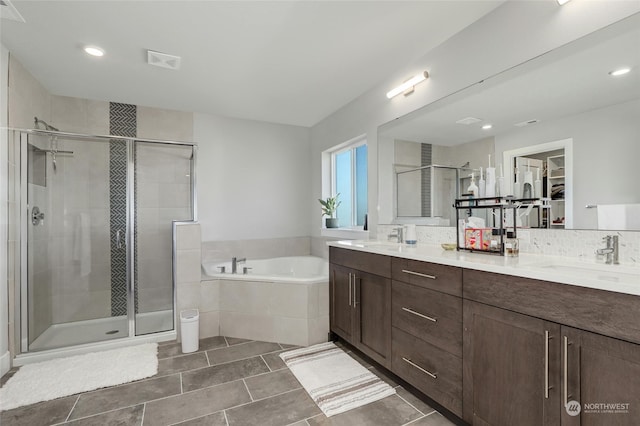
top-left (330, 139), bottom-right (367, 228)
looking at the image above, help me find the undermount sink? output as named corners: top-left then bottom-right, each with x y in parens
top-left (525, 260), bottom-right (640, 285)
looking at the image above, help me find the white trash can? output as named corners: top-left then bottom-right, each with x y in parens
top-left (180, 308), bottom-right (199, 353)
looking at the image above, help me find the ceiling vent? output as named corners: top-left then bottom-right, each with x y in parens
top-left (455, 117), bottom-right (482, 125)
top-left (0, 0), bottom-right (25, 23)
top-left (147, 50), bottom-right (181, 70)
top-left (514, 119), bottom-right (540, 127)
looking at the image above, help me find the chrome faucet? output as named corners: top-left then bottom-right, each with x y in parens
top-left (596, 235), bottom-right (619, 265)
top-left (388, 226), bottom-right (404, 243)
top-left (231, 257), bottom-right (246, 274)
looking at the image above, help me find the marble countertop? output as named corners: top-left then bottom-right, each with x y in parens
top-left (328, 240), bottom-right (640, 297)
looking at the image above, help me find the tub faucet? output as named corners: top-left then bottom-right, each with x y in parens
top-left (231, 257), bottom-right (246, 274)
top-left (596, 235), bottom-right (619, 265)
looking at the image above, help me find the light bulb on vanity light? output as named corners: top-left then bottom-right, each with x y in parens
top-left (84, 46), bottom-right (105, 57)
top-left (386, 71), bottom-right (429, 99)
top-left (609, 67), bottom-right (631, 77)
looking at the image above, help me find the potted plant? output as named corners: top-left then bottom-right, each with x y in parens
top-left (319, 194), bottom-right (341, 228)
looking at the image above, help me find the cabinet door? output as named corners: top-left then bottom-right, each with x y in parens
top-left (463, 300), bottom-right (561, 426)
top-left (353, 270), bottom-right (391, 367)
top-left (561, 326), bottom-right (640, 426)
top-left (329, 263), bottom-right (353, 342)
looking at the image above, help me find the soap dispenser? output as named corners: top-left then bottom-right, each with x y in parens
top-left (467, 173), bottom-right (479, 197)
top-left (522, 160), bottom-right (533, 199)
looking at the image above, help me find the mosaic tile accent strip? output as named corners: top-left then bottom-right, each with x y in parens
top-left (109, 102), bottom-right (137, 316)
top-left (420, 143), bottom-right (432, 217)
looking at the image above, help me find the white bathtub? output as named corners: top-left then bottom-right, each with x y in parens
top-left (202, 255), bottom-right (328, 284)
top-left (201, 256), bottom-right (329, 346)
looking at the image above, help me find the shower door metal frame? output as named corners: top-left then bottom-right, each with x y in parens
top-left (14, 128), bottom-right (198, 354)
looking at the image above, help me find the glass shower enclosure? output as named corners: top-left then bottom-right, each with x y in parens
top-left (13, 129), bottom-right (196, 353)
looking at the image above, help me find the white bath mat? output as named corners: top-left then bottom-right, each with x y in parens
top-left (0, 343), bottom-right (158, 411)
top-left (280, 342), bottom-right (396, 417)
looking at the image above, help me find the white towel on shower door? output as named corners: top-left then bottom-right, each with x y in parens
top-left (73, 213), bottom-right (92, 277)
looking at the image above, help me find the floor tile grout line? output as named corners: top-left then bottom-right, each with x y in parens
top-left (180, 372), bottom-right (184, 394)
top-left (223, 409), bottom-right (230, 426)
top-left (223, 336), bottom-right (229, 347)
top-left (64, 395), bottom-right (81, 423)
top-left (402, 414), bottom-right (428, 426)
top-left (396, 392), bottom-right (432, 417)
top-left (202, 349), bottom-right (283, 370)
top-left (204, 350), bottom-right (211, 366)
top-left (260, 354), bottom-right (272, 372)
top-left (58, 402), bottom-right (147, 424)
top-left (140, 403), bottom-right (147, 425)
top-left (242, 378), bottom-right (254, 401)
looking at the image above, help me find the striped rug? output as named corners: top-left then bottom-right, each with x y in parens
top-left (280, 342), bottom-right (396, 417)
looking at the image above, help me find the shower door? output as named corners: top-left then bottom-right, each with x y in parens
top-left (21, 131), bottom-right (195, 352)
top-left (134, 141), bottom-right (194, 336)
top-left (24, 132), bottom-right (119, 351)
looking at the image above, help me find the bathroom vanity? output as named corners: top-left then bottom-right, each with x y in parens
top-left (328, 242), bottom-right (640, 426)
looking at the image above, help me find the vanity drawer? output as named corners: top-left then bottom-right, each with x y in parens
top-left (392, 280), bottom-right (462, 356)
top-left (330, 247), bottom-right (391, 278)
top-left (391, 327), bottom-right (462, 416)
top-left (392, 258), bottom-right (462, 297)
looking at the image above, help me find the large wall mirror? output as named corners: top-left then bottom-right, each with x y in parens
top-left (378, 13), bottom-right (639, 231)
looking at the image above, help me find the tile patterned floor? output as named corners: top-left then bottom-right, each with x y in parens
top-left (0, 337), bottom-right (456, 426)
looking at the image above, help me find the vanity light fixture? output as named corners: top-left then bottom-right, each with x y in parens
top-left (609, 67), bottom-right (631, 77)
top-left (482, 124), bottom-right (493, 130)
top-left (386, 71), bottom-right (429, 99)
top-left (557, 0), bottom-right (572, 5)
top-left (84, 46), bottom-right (104, 57)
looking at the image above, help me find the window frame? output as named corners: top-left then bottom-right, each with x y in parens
top-left (329, 137), bottom-right (367, 229)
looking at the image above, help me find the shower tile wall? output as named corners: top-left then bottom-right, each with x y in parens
top-left (420, 143), bottom-right (432, 217)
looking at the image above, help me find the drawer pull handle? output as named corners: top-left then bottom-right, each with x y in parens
top-left (402, 357), bottom-right (437, 379)
top-left (402, 269), bottom-right (437, 280)
top-left (402, 307), bottom-right (437, 322)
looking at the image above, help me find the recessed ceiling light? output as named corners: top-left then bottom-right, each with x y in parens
top-left (609, 67), bottom-right (631, 77)
top-left (84, 46), bottom-right (104, 57)
top-left (482, 124), bottom-right (493, 130)
top-left (557, 0), bottom-right (571, 5)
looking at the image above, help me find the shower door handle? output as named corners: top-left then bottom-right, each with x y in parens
top-left (116, 229), bottom-right (124, 249)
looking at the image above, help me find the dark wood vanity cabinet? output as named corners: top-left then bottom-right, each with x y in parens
top-left (561, 326), bottom-right (640, 426)
top-left (463, 300), bottom-right (561, 426)
top-left (329, 247), bottom-right (392, 367)
top-left (330, 247), bottom-right (640, 426)
top-left (390, 257), bottom-right (464, 416)
top-left (463, 270), bottom-right (640, 426)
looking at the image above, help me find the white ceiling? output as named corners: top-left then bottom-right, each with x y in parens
top-left (379, 14), bottom-right (640, 146)
top-left (0, 0), bottom-right (503, 127)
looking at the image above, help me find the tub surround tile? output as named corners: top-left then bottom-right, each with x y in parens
top-left (0, 395), bottom-right (77, 426)
top-left (176, 223), bottom-right (202, 250)
top-left (244, 369), bottom-right (302, 400)
top-left (225, 388), bottom-right (321, 426)
top-left (176, 249), bottom-right (203, 284)
top-left (143, 380), bottom-right (250, 426)
top-left (220, 312), bottom-right (277, 343)
top-left (69, 374), bottom-right (181, 420)
top-left (66, 404), bottom-right (144, 426)
top-left (181, 356), bottom-right (269, 392)
top-left (201, 236), bottom-right (311, 264)
top-left (206, 341), bottom-right (281, 365)
top-left (198, 310), bottom-right (221, 339)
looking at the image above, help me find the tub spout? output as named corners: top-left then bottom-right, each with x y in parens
top-left (231, 257), bottom-right (246, 274)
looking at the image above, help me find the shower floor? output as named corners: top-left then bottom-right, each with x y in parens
top-left (29, 309), bottom-right (174, 352)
